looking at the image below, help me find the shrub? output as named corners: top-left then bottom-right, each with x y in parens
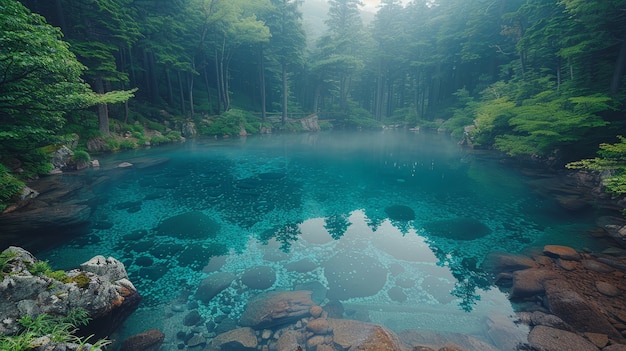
top-left (119, 139), bottom-right (137, 150)
top-left (72, 150), bottom-right (91, 163)
top-left (0, 164), bottom-right (24, 210)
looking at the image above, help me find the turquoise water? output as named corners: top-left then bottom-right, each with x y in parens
top-left (39, 131), bottom-right (605, 348)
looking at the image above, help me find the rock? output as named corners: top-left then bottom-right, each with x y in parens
top-left (205, 327), bottom-right (258, 351)
top-left (323, 251), bottom-right (387, 300)
top-left (582, 259), bottom-right (614, 273)
top-left (604, 345), bottom-right (626, 351)
top-left (483, 252), bottom-right (537, 273)
top-left (285, 258), bottom-right (317, 273)
top-left (397, 329), bottom-right (500, 351)
top-left (306, 335), bottom-right (326, 349)
top-left (329, 318), bottom-right (403, 351)
top-left (384, 205), bottom-right (416, 221)
top-left (117, 162), bottom-right (133, 168)
top-left (155, 211), bottom-right (221, 239)
top-left (423, 217), bottom-right (491, 240)
top-left (543, 245), bottom-right (581, 261)
top-left (194, 272), bottom-right (236, 303)
top-left (530, 311), bottom-right (573, 331)
top-left (120, 329), bottom-right (165, 351)
top-left (300, 114), bottom-right (321, 131)
top-left (276, 330), bottom-right (304, 351)
top-left (543, 279), bottom-right (622, 340)
top-left (310, 305), bottom-right (323, 318)
top-left (181, 121), bottom-right (197, 137)
top-left (91, 159), bottom-right (100, 167)
top-left (583, 332), bottom-right (608, 348)
top-left (80, 255), bottom-right (129, 282)
top-left (528, 325), bottom-right (599, 351)
top-left (239, 290), bottom-right (314, 329)
top-left (306, 318), bottom-right (332, 335)
top-left (510, 268), bottom-right (559, 299)
top-left (51, 146), bottom-right (74, 170)
top-left (388, 286), bottom-right (407, 302)
top-left (186, 333), bottom-right (207, 348)
top-left (241, 266), bottom-right (276, 290)
top-left (0, 247), bottom-right (140, 338)
top-left (596, 281), bottom-right (620, 297)
top-left (183, 310), bottom-right (204, 326)
top-left (556, 258), bottom-right (578, 271)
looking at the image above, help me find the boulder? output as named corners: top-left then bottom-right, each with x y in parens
top-left (194, 272), bottom-right (236, 303)
top-left (509, 268), bottom-right (559, 299)
top-left (51, 146), bottom-right (74, 170)
top-left (328, 318), bottom-right (403, 351)
top-left (527, 325), bottom-right (599, 351)
top-left (0, 247), bottom-right (140, 338)
top-left (120, 329), bottom-right (165, 351)
top-left (543, 279), bottom-right (622, 340)
top-left (276, 329), bottom-right (304, 351)
top-left (543, 245), bottom-right (581, 261)
top-left (239, 290), bottom-right (314, 329)
top-left (241, 265), bottom-right (276, 290)
top-left (205, 327), bottom-right (258, 351)
top-left (530, 311), bottom-right (573, 331)
top-left (323, 251), bottom-right (387, 300)
top-left (306, 318), bottom-right (332, 335)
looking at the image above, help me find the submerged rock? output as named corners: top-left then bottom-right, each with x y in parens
top-left (323, 251), bottom-right (387, 300)
top-left (384, 205), bottom-right (416, 221)
top-left (241, 265), bottom-right (276, 290)
top-left (239, 290), bottom-right (314, 329)
top-left (154, 211), bottom-right (220, 239)
top-left (120, 329), bottom-right (165, 351)
top-left (423, 218), bottom-right (491, 240)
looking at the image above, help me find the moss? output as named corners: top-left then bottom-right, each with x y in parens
top-left (68, 272), bottom-right (91, 288)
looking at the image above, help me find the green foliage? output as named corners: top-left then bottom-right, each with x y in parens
top-left (119, 139), bottom-right (137, 150)
top-left (0, 164), bottom-right (24, 211)
top-left (199, 109), bottom-right (260, 136)
top-left (0, 308), bottom-right (108, 351)
top-left (72, 150), bottom-right (91, 163)
top-left (0, 250), bottom-right (18, 277)
top-left (567, 136), bottom-right (626, 195)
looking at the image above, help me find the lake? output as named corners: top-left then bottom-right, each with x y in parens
top-left (37, 130), bottom-right (610, 349)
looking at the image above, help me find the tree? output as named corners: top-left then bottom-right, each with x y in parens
top-left (266, 0), bottom-right (306, 124)
top-left (0, 0), bottom-right (134, 173)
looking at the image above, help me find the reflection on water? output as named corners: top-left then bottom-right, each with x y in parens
top-left (39, 131), bottom-right (603, 348)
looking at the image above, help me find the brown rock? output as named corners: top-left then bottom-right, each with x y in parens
top-left (310, 305), bottom-right (323, 318)
top-left (543, 279), bottom-right (622, 340)
top-left (398, 329), bottom-right (499, 351)
top-left (530, 311), bottom-right (573, 331)
top-left (583, 332), bottom-right (608, 348)
top-left (596, 281), bottom-right (620, 297)
top-left (528, 325), bottom-right (599, 351)
top-left (306, 335), bottom-right (325, 349)
top-left (276, 330), bottom-right (303, 351)
top-left (510, 268), bottom-right (559, 298)
top-left (544, 245), bottom-right (581, 261)
top-left (483, 252), bottom-right (537, 273)
top-left (603, 345), bottom-right (626, 351)
top-left (306, 318), bottom-right (332, 335)
top-left (329, 318), bottom-right (403, 351)
top-left (582, 259), bottom-right (614, 273)
top-left (438, 344), bottom-right (464, 351)
top-left (239, 291), bottom-right (314, 329)
top-left (206, 327), bottom-right (258, 351)
top-left (556, 258), bottom-right (579, 271)
top-left (120, 329), bottom-right (165, 351)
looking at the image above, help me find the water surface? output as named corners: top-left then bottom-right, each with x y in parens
top-left (39, 131), bottom-right (605, 348)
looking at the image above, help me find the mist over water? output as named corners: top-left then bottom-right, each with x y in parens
top-left (40, 130), bottom-right (603, 345)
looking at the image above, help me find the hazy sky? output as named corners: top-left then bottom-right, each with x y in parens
top-left (360, 0), bottom-right (409, 13)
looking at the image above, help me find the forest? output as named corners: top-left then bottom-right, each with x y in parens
top-left (1, 0), bottom-right (626, 209)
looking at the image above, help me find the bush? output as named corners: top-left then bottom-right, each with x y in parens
top-left (119, 139), bottom-right (137, 150)
top-left (0, 164), bottom-right (24, 210)
top-left (72, 150), bottom-right (90, 163)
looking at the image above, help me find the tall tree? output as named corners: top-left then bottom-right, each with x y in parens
top-left (266, 0), bottom-right (306, 124)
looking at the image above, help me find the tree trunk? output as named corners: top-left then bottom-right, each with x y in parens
top-left (215, 48), bottom-right (222, 114)
top-left (610, 37), bottom-right (626, 95)
top-left (165, 69), bottom-right (174, 106)
top-left (203, 67), bottom-right (212, 112)
top-left (177, 70), bottom-right (186, 116)
top-left (282, 62), bottom-right (288, 125)
top-left (94, 77), bottom-right (110, 136)
top-left (188, 71), bottom-right (195, 117)
top-left (259, 46), bottom-right (267, 122)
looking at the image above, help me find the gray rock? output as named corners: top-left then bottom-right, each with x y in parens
top-left (528, 325), bottom-right (599, 351)
top-left (80, 255), bottom-right (129, 282)
top-left (530, 311), bottom-right (574, 331)
top-left (241, 265), bottom-right (276, 290)
top-left (51, 146), bottom-right (74, 170)
top-left (194, 272), bottom-right (236, 303)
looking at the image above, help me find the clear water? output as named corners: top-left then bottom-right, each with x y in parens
top-left (39, 131), bottom-right (606, 348)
